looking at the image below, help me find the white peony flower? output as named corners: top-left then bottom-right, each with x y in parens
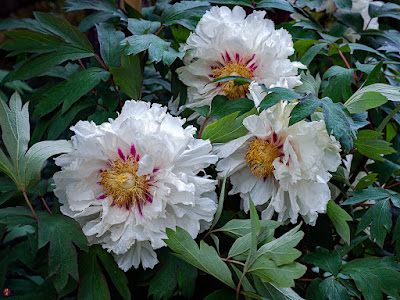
top-left (215, 100), bottom-right (341, 225)
top-left (53, 101), bottom-right (218, 271)
top-left (176, 6), bottom-right (305, 110)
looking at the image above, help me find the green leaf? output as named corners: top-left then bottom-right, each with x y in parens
top-left (0, 92), bottom-right (73, 190)
top-left (253, 224), bottom-right (304, 267)
top-left (321, 98), bottom-right (354, 152)
top-left (210, 171), bottom-right (229, 231)
top-left (317, 276), bottom-right (350, 300)
top-left (127, 18), bottom-right (161, 35)
top-left (344, 91), bottom-right (388, 114)
top-left (96, 23), bottom-right (125, 69)
top-left (363, 60), bottom-right (384, 87)
top-left (327, 200), bottom-right (352, 245)
top-left (289, 94), bottom-right (322, 125)
top-left (148, 251), bottom-right (197, 300)
top-left (256, 0), bottom-right (295, 12)
top-left (11, 47), bottom-right (95, 80)
top-left (34, 67), bottom-right (110, 116)
top-left (1, 30), bottom-right (68, 56)
top-left (253, 276), bottom-right (304, 300)
top-left (160, 1), bottom-right (210, 30)
top-left (341, 257), bottom-right (400, 300)
top-left (301, 247), bottom-right (342, 276)
top-left (322, 66), bottom-right (354, 103)
top-left (38, 214), bottom-right (88, 292)
top-left (333, 0), bottom-right (351, 12)
top-left (356, 198), bottom-right (392, 248)
top-left (249, 196), bottom-right (261, 260)
top-left (33, 12), bottom-right (93, 52)
top-left (344, 186), bottom-right (399, 205)
top-left (344, 84), bottom-right (400, 114)
top-left (164, 227), bottom-right (235, 288)
top-left (354, 130), bottom-right (396, 161)
top-left (110, 53), bottom-right (143, 99)
top-left (209, 96), bottom-right (254, 119)
top-left (300, 42), bottom-right (327, 66)
top-left (123, 34), bottom-right (183, 65)
top-left (215, 219), bottom-right (280, 239)
top-left (201, 108), bottom-right (257, 143)
top-left (259, 88), bottom-right (301, 111)
top-left (295, 71), bottom-right (321, 96)
top-left (393, 217), bottom-right (400, 260)
top-left (78, 247), bottom-right (111, 300)
top-left (369, 2), bottom-right (400, 20)
top-left (92, 245), bottom-right (131, 300)
top-left (355, 173), bottom-right (379, 190)
top-left (47, 99), bottom-right (96, 140)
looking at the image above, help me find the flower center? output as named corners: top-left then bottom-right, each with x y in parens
top-left (212, 61), bottom-right (253, 99)
top-left (245, 138), bottom-right (280, 179)
top-left (99, 151), bottom-right (151, 210)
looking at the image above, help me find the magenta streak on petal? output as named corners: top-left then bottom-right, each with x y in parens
top-left (130, 144), bottom-right (136, 157)
top-left (97, 182), bottom-right (102, 185)
top-left (153, 168), bottom-right (159, 173)
top-left (99, 169), bottom-right (104, 173)
top-left (138, 204), bottom-right (143, 216)
top-left (273, 132), bottom-right (278, 143)
top-left (208, 74), bottom-right (214, 78)
top-left (225, 51), bottom-right (231, 61)
top-left (245, 54), bottom-right (256, 65)
top-left (146, 194), bottom-right (153, 203)
top-left (136, 154), bottom-right (140, 161)
top-left (97, 194), bottom-right (106, 200)
top-left (221, 53), bottom-right (226, 62)
top-left (118, 148), bottom-right (126, 161)
top-left (235, 53), bottom-right (240, 62)
top-left (125, 203), bottom-right (130, 210)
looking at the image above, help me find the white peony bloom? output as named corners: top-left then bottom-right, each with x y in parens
top-left (53, 101), bottom-right (218, 271)
top-left (215, 100), bottom-right (341, 225)
top-left (176, 6), bottom-right (305, 110)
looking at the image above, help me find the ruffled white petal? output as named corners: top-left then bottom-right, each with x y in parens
top-left (216, 101), bottom-right (341, 225)
top-left (54, 101), bottom-right (217, 271)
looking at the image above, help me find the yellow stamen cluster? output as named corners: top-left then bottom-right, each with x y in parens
top-left (212, 61), bottom-right (253, 99)
top-left (245, 138), bottom-right (280, 178)
top-left (100, 155), bottom-right (150, 208)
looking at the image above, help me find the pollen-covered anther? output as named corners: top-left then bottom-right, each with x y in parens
top-left (245, 138), bottom-right (281, 178)
top-left (99, 153), bottom-right (151, 210)
top-left (212, 60), bottom-right (253, 99)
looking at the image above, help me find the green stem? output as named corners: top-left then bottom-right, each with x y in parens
top-left (376, 104), bottom-right (400, 133)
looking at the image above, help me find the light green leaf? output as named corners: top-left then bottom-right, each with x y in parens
top-left (110, 53), bottom-right (143, 99)
top-left (355, 173), bottom-right (379, 190)
top-left (164, 227), bottom-right (235, 288)
top-left (201, 108), bottom-right (257, 143)
top-left (354, 130), bottom-right (396, 161)
top-left (0, 92), bottom-right (73, 191)
top-left (327, 200), bottom-right (352, 245)
top-left (215, 219), bottom-right (280, 239)
top-left (295, 71), bottom-right (321, 96)
top-left (253, 276), bottom-right (304, 300)
top-left (345, 83), bottom-right (400, 113)
top-left (210, 172), bottom-right (228, 231)
top-left (254, 224), bottom-right (303, 267)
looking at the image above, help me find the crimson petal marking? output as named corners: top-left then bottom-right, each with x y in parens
top-left (118, 148), bottom-right (126, 161)
top-left (130, 144), bottom-right (136, 157)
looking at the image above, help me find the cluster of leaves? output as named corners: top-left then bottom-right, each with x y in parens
top-left (1, 0), bottom-right (400, 299)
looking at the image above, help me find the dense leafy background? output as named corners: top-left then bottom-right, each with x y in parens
top-left (1, 0), bottom-right (400, 299)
